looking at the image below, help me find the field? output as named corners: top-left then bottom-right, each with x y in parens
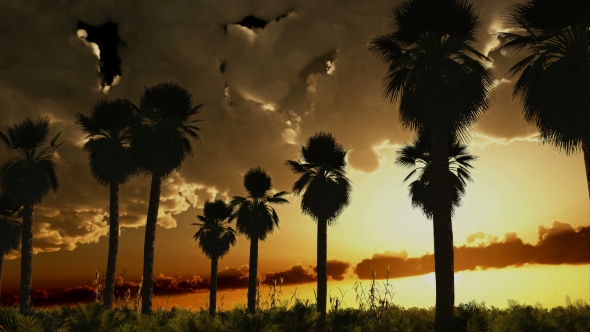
top-left (1, 274), bottom-right (589, 332)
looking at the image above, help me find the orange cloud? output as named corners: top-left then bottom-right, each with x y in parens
top-left (355, 221), bottom-right (589, 279)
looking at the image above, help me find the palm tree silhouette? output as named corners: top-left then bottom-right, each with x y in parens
top-left (0, 117), bottom-right (64, 312)
top-left (75, 98), bottom-right (140, 308)
top-left (230, 167), bottom-right (289, 315)
top-left (396, 131), bottom-right (477, 219)
top-left (368, 1), bottom-right (492, 329)
top-left (131, 82), bottom-right (203, 314)
top-left (191, 199), bottom-right (236, 317)
top-left (497, 0), bottom-right (590, 198)
top-left (285, 132), bottom-right (351, 332)
top-left (0, 195), bottom-right (22, 300)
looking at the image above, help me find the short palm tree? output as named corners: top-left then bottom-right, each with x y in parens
top-left (0, 117), bottom-right (64, 312)
top-left (75, 98), bottom-right (140, 308)
top-left (132, 82), bottom-right (203, 314)
top-left (191, 199), bottom-right (236, 318)
top-left (285, 132), bottom-right (351, 332)
top-left (230, 167), bottom-right (289, 315)
top-left (396, 131), bottom-right (477, 218)
top-left (368, 1), bottom-right (493, 329)
top-left (0, 194), bottom-right (22, 300)
top-left (497, 1), bottom-right (590, 198)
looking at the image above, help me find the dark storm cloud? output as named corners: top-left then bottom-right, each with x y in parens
top-left (354, 221), bottom-right (590, 279)
top-left (0, 0), bottom-right (530, 255)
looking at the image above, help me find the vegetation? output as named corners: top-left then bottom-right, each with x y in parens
top-left (496, 0), bottom-right (590, 198)
top-left (368, 0), bottom-right (493, 329)
top-left (395, 130), bottom-right (477, 219)
top-left (131, 82), bottom-right (203, 314)
top-left (75, 98), bottom-right (140, 309)
top-left (0, 195), bottom-right (22, 300)
top-left (0, 283), bottom-right (588, 332)
top-left (285, 132), bottom-right (351, 332)
top-left (0, 0), bottom-right (587, 329)
top-left (191, 199), bottom-right (236, 318)
top-left (0, 117), bottom-right (64, 313)
top-left (230, 167), bottom-right (289, 315)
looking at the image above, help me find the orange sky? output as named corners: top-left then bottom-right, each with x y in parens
top-left (0, 0), bottom-right (589, 310)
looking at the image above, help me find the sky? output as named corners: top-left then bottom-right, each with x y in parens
top-left (0, 0), bottom-right (588, 310)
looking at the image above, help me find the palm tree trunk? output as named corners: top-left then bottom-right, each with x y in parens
top-left (209, 256), bottom-right (219, 317)
top-left (0, 253), bottom-right (4, 300)
top-left (19, 202), bottom-right (34, 313)
top-left (141, 175), bottom-right (162, 315)
top-left (247, 237), bottom-right (259, 315)
top-left (582, 133), bottom-right (590, 199)
top-left (316, 217), bottom-right (328, 332)
top-left (104, 182), bottom-right (120, 309)
top-left (430, 123), bottom-right (455, 332)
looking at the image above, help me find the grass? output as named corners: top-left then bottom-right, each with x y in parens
top-left (0, 269), bottom-right (588, 331)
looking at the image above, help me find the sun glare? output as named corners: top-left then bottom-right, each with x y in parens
top-left (423, 272), bottom-right (462, 288)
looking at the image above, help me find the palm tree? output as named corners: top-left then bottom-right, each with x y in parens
top-left (0, 117), bottom-right (64, 312)
top-left (229, 167), bottom-right (289, 315)
top-left (191, 199), bottom-right (236, 317)
top-left (368, 1), bottom-right (493, 329)
top-left (497, 0), bottom-right (590, 198)
top-left (0, 194), bottom-right (22, 300)
top-left (396, 131), bottom-right (477, 219)
top-left (285, 132), bottom-right (351, 332)
top-left (132, 82), bottom-right (203, 314)
top-left (75, 98), bottom-right (140, 308)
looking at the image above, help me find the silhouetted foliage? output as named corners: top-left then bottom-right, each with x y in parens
top-left (369, 0), bottom-right (492, 329)
top-left (230, 167), bottom-right (289, 315)
top-left (192, 199), bottom-right (236, 317)
top-left (132, 82), bottom-right (203, 314)
top-left (497, 0), bottom-right (590, 197)
top-left (286, 131), bottom-right (351, 332)
top-left (75, 98), bottom-right (140, 309)
top-left (0, 117), bottom-right (63, 313)
top-left (396, 131), bottom-right (477, 219)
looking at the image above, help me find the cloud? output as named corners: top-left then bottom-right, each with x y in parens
top-left (0, 0), bottom-right (539, 257)
top-left (263, 265), bottom-right (316, 286)
top-left (263, 260), bottom-right (351, 285)
top-left (1, 261), bottom-right (352, 306)
top-left (355, 221), bottom-right (590, 279)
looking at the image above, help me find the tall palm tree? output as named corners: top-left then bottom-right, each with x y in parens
top-left (75, 98), bottom-right (140, 308)
top-left (229, 167), bottom-right (289, 315)
top-left (368, 1), bottom-right (493, 329)
top-left (497, 0), bottom-right (590, 198)
top-left (0, 195), bottom-right (22, 300)
top-left (132, 82), bottom-right (203, 314)
top-left (285, 132), bottom-right (351, 332)
top-left (396, 131), bottom-right (477, 219)
top-left (0, 117), bottom-right (64, 312)
top-left (191, 199), bottom-right (236, 317)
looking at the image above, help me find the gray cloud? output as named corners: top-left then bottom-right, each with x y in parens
top-left (1, 0), bottom-right (528, 255)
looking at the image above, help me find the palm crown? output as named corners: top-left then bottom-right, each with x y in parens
top-left (285, 132), bottom-right (351, 224)
top-left (496, 0), bottom-right (590, 55)
top-left (230, 167), bottom-right (289, 240)
top-left (498, 2), bottom-right (590, 155)
top-left (75, 98), bottom-right (140, 185)
top-left (132, 82), bottom-right (203, 177)
top-left (369, 31), bottom-right (493, 139)
top-left (0, 117), bottom-right (64, 205)
top-left (396, 131), bottom-right (477, 219)
top-left (192, 199), bottom-right (236, 260)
